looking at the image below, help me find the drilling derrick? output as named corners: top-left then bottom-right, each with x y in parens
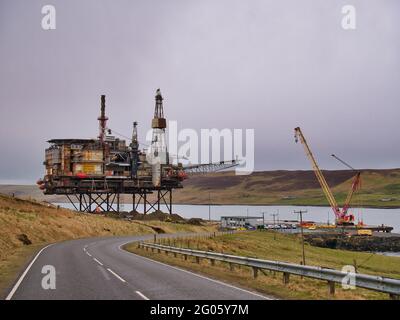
top-left (149, 89), bottom-right (169, 187)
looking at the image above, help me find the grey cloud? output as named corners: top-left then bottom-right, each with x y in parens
top-left (0, 0), bottom-right (399, 182)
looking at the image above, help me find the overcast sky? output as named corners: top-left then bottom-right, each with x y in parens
top-left (0, 0), bottom-right (399, 183)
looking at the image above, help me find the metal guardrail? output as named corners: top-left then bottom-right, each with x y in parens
top-left (138, 242), bottom-right (400, 298)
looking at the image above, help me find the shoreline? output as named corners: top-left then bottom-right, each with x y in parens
top-left (50, 200), bottom-right (400, 210)
top-left (173, 203), bottom-right (400, 209)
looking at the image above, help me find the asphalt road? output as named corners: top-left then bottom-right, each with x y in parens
top-left (7, 235), bottom-right (269, 300)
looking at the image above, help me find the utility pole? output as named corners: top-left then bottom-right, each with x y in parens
top-left (270, 213), bottom-right (278, 240)
top-left (262, 212), bottom-right (265, 228)
top-left (294, 210), bottom-right (307, 266)
top-left (208, 191), bottom-right (211, 222)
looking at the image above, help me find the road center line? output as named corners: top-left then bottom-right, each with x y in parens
top-left (107, 268), bottom-right (126, 283)
top-left (93, 258), bottom-right (103, 266)
top-left (97, 265), bottom-right (111, 280)
top-left (86, 252), bottom-right (92, 257)
top-left (135, 290), bottom-right (150, 300)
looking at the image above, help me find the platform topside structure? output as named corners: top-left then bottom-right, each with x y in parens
top-left (38, 90), bottom-right (238, 214)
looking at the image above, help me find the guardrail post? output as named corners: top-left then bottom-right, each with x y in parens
top-left (210, 259), bottom-right (215, 266)
top-left (184, 254), bottom-right (187, 261)
top-left (300, 261), bottom-right (304, 279)
top-left (137, 242), bottom-right (141, 249)
top-left (151, 247), bottom-right (154, 253)
top-left (283, 272), bottom-right (290, 285)
top-left (157, 248), bottom-right (161, 253)
top-left (229, 263), bottom-right (234, 271)
top-left (196, 257), bottom-right (200, 264)
top-left (174, 252), bottom-right (177, 258)
top-left (328, 281), bottom-right (335, 295)
top-left (154, 234), bottom-right (157, 243)
top-left (252, 267), bottom-right (259, 279)
top-left (165, 250), bottom-right (168, 256)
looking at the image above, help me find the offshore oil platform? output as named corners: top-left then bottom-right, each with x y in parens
top-left (37, 89), bottom-right (238, 214)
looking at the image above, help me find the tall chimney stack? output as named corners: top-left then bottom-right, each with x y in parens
top-left (98, 95), bottom-right (108, 144)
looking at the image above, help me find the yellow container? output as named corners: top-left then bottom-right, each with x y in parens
top-left (357, 229), bottom-right (372, 236)
top-left (73, 163), bottom-right (103, 175)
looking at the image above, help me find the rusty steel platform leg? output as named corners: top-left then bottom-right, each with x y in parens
top-left (169, 190), bottom-right (172, 214)
top-left (157, 190), bottom-right (161, 211)
top-left (144, 193), bottom-right (147, 214)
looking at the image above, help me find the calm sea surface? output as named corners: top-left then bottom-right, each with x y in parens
top-left (57, 203), bottom-right (400, 233)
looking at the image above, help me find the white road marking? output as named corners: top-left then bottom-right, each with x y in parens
top-left (97, 265), bottom-right (111, 280)
top-left (93, 258), bottom-right (103, 266)
top-left (107, 268), bottom-right (126, 283)
top-left (86, 252), bottom-right (92, 257)
top-left (5, 244), bottom-right (53, 300)
top-left (135, 290), bottom-right (150, 300)
top-left (122, 245), bottom-right (272, 300)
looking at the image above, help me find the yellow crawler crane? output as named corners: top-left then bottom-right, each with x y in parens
top-left (294, 127), bottom-right (355, 226)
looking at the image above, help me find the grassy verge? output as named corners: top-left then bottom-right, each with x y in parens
top-left (0, 194), bottom-right (217, 298)
top-left (0, 244), bottom-right (45, 298)
top-left (125, 231), bottom-right (400, 300)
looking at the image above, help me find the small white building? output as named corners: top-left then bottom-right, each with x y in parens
top-left (221, 216), bottom-right (264, 228)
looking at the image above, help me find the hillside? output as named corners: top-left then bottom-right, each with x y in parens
top-left (174, 168), bottom-right (400, 207)
top-left (1, 168), bottom-right (400, 208)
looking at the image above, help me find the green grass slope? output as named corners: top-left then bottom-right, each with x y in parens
top-left (174, 169), bottom-right (400, 207)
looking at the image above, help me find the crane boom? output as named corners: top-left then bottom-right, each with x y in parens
top-left (343, 172), bottom-right (361, 213)
top-left (294, 127), bottom-right (340, 216)
top-left (294, 128), bottom-right (355, 225)
top-left (182, 160), bottom-right (239, 174)
top-left (166, 159), bottom-right (240, 181)
top-left (331, 154), bottom-right (361, 214)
